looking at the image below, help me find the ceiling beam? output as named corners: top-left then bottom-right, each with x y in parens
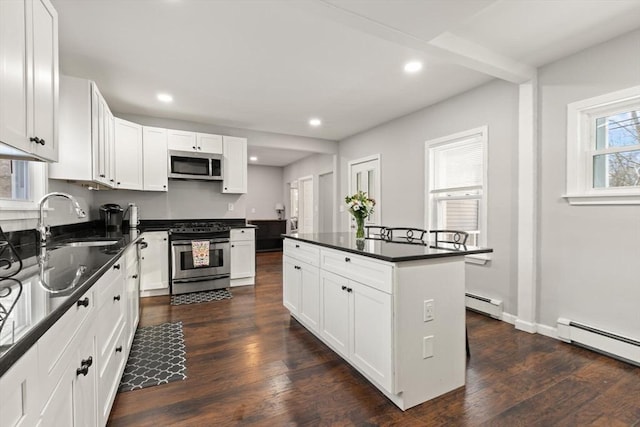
top-left (299, 0), bottom-right (535, 83)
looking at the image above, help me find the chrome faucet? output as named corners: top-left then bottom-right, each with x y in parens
top-left (37, 192), bottom-right (87, 245)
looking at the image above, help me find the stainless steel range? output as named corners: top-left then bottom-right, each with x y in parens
top-left (169, 222), bottom-right (231, 294)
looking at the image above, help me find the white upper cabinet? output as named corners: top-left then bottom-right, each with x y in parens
top-left (167, 129), bottom-right (196, 151)
top-left (50, 76), bottom-right (115, 187)
top-left (142, 126), bottom-right (168, 191)
top-left (222, 136), bottom-right (247, 194)
top-left (196, 133), bottom-right (222, 153)
top-left (114, 118), bottom-right (143, 190)
top-left (168, 129), bottom-right (223, 154)
top-left (0, 0), bottom-right (58, 162)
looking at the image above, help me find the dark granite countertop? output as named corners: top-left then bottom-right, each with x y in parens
top-left (0, 229), bottom-right (144, 376)
top-left (283, 232), bottom-right (492, 263)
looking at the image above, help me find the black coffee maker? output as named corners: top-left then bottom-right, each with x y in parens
top-left (100, 204), bottom-right (124, 232)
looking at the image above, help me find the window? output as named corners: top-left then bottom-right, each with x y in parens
top-left (565, 85), bottom-right (640, 205)
top-left (0, 159), bottom-right (30, 201)
top-left (425, 126), bottom-right (488, 247)
top-left (0, 156), bottom-right (46, 226)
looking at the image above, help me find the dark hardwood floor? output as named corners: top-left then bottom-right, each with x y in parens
top-left (108, 252), bottom-right (640, 426)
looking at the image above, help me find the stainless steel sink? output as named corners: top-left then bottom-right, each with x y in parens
top-left (61, 240), bottom-right (120, 247)
top-left (50, 237), bottom-right (121, 248)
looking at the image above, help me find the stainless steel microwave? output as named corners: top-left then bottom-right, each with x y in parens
top-left (168, 150), bottom-right (223, 181)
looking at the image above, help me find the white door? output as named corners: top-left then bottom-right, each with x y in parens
top-left (222, 136), bottom-right (247, 194)
top-left (298, 176), bottom-right (313, 234)
top-left (31, 0), bottom-right (58, 161)
top-left (196, 133), bottom-right (222, 153)
top-left (142, 126), bottom-right (168, 191)
top-left (282, 256), bottom-right (301, 314)
top-left (0, 0), bottom-right (29, 153)
top-left (114, 118), bottom-right (143, 190)
top-left (167, 129), bottom-right (196, 151)
top-left (320, 270), bottom-right (350, 358)
top-left (319, 172), bottom-right (333, 233)
top-left (298, 263), bottom-right (320, 333)
top-left (349, 156), bottom-right (380, 226)
top-left (350, 281), bottom-right (393, 393)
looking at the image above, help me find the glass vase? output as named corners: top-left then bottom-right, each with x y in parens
top-left (355, 215), bottom-right (365, 240)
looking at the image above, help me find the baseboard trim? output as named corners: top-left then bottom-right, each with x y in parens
top-left (501, 312), bottom-right (517, 325)
top-left (515, 319), bottom-right (537, 334)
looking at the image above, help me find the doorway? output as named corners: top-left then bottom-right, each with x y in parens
top-left (319, 171), bottom-right (333, 233)
top-left (298, 176), bottom-right (313, 233)
top-left (348, 155), bottom-right (381, 226)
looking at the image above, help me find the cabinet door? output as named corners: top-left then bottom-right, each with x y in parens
top-left (142, 126), bottom-right (168, 191)
top-left (282, 256), bottom-right (301, 314)
top-left (319, 270), bottom-right (350, 358)
top-left (30, 0), bottom-right (58, 162)
top-left (140, 232), bottom-right (169, 292)
top-left (167, 129), bottom-right (196, 151)
top-left (0, 0), bottom-right (30, 153)
top-left (106, 109), bottom-right (116, 186)
top-left (230, 240), bottom-right (255, 280)
top-left (222, 136), bottom-right (247, 194)
top-left (350, 281), bottom-right (393, 393)
top-left (92, 87), bottom-right (110, 185)
top-left (72, 332), bottom-right (97, 427)
top-left (114, 118), bottom-right (143, 190)
top-left (0, 346), bottom-right (39, 427)
top-left (299, 263), bottom-right (320, 333)
top-left (196, 132), bottom-right (222, 153)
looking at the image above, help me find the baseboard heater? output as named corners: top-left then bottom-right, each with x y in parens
top-left (557, 318), bottom-right (640, 366)
top-left (465, 292), bottom-right (502, 319)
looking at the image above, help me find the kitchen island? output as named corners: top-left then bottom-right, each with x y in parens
top-left (282, 232), bottom-right (492, 410)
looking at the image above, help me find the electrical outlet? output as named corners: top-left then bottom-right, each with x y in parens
top-left (423, 336), bottom-right (434, 359)
top-left (251, 207), bottom-right (256, 213)
top-left (424, 299), bottom-right (435, 322)
top-left (228, 203), bottom-right (234, 211)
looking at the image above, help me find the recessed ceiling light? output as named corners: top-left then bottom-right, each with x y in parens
top-left (249, 156), bottom-right (258, 162)
top-left (309, 118), bottom-right (322, 127)
top-left (404, 61), bottom-right (423, 73)
top-left (157, 93), bottom-right (173, 103)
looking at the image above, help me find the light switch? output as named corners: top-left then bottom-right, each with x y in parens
top-left (424, 299), bottom-right (434, 322)
top-left (423, 336), bottom-right (434, 359)
top-left (228, 203), bottom-right (234, 211)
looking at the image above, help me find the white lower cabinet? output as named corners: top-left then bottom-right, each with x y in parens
top-left (230, 228), bottom-right (255, 286)
top-left (319, 270), bottom-right (392, 391)
top-left (319, 270), bottom-right (349, 357)
top-left (0, 244), bottom-right (142, 427)
top-left (140, 231), bottom-right (169, 296)
top-left (283, 238), bottom-right (468, 411)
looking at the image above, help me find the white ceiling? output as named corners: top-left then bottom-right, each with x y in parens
top-left (52, 0), bottom-right (640, 166)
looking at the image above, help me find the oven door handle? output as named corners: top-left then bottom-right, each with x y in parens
top-left (171, 238), bottom-right (229, 246)
top-left (172, 274), bottom-right (230, 284)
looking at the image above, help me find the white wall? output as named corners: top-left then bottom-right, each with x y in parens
top-left (246, 165), bottom-right (284, 220)
top-left (92, 180), bottom-right (244, 221)
top-left (537, 28), bottom-right (640, 338)
top-left (337, 79), bottom-right (520, 314)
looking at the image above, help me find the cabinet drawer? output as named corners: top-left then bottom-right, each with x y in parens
top-left (283, 239), bottom-right (320, 267)
top-left (231, 228), bottom-right (254, 241)
top-left (37, 288), bottom-right (94, 398)
top-left (96, 261), bottom-right (125, 308)
top-left (320, 248), bottom-right (393, 294)
top-left (96, 275), bottom-right (125, 365)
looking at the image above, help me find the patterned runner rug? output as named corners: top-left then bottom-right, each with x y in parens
top-left (118, 322), bottom-right (187, 392)
top-left (170, 288), bottom-right (233, 306)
